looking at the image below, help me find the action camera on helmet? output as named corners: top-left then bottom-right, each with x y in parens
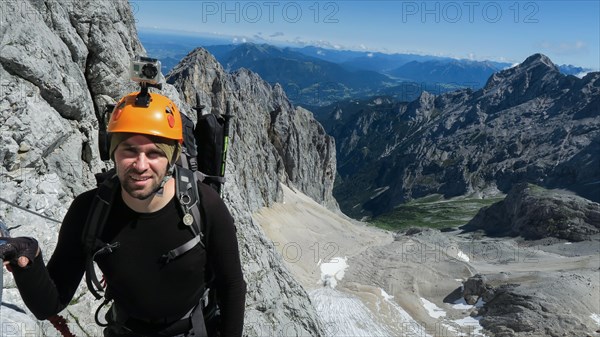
top-left (129, 55), bottom-right (163, 107)
top-left (130, 55), bottom-right (162, 85)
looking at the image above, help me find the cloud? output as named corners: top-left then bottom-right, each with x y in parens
top-left (506, 63), bottom-right (520, 70)
top-left (539, 40), bottom-right (588, 55)
top-left (233, 37), bottom-right (248, 44)
top-left (575, 71), bottom-right (591, 79)
top-left (292, 37), bottom-right (308, 46)
top-left (269, 32), bottom-right (284, 38)
top-left (289, 37), bottom-right (336, 50)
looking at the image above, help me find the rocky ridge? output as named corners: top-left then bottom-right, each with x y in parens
top-left (462, 183), bottom-right (600, 241)
top-left (328, 54), bottom-right (600, 218)
top-left (166, 48), bottom-right (337, 212)
top-left (167, 47), bottom-right (338, 336)
top-left (453, 267), bottom-right (600, 336)
top-left (0, 0), bottom-right (332, 335)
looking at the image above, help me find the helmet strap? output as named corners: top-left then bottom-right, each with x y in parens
top-left (153, 152), bottom-right (178, 196)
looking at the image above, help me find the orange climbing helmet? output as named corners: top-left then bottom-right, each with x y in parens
top-left (108, 92), bottom-right (183, 143)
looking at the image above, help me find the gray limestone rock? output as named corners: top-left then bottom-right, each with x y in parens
top-left (462, 183), bottom-right (600, 241)
top-left (460, 271), bottom-right (599, 337)
top-left (329, 53), bottom-right (600, 218)
top-left (168, 49), bottom-right (338, 212)
top-left (1, 1), bottom-right (330, 336)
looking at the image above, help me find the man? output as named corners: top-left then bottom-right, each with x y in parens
top-left (1, 92), bottom-right (246, 336)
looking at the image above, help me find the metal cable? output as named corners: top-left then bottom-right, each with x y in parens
top-left (0, 196), bottom-right (61, 223)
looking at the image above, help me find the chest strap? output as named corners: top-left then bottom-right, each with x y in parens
top-left (161, 235), bottom-right (202, 264)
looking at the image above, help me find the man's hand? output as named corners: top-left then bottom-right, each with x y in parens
top-left (0, 237), bottom-right (39, 268)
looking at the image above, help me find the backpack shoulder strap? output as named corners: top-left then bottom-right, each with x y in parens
top-left (82, 169), bottom-right (120, 299)
top-left (175, 166), bottom-right (203, 236)
top-left (162, 166), bottom-right (206, 264)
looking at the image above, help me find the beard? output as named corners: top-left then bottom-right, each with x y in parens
top-left (122, 180), bottom-right (159, 200)
top-left (120, 167), bottom-right (167, 200)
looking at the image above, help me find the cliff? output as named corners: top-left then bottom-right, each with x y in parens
top-left (0, 0), bottom-right (333, 335)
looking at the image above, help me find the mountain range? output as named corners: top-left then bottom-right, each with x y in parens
top-left (2, 3), bottom-right (599, 336)
top-left (320, 54), bottom-right (600, 218)
top-left (204, 43), bottom-right (400, 106)
top-left (139, 29), bottom-right (599, 222)
top-left (140, 30), bottom-right (592, 107)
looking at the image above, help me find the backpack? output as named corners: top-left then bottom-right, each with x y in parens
top-left (83, 94), bottom-right (233, 335)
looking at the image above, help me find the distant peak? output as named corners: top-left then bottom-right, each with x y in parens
top-left (237, 42), bottom-right (277, 51)
top-left (484, 53), bottom-right (561, 90)
top-left (418, 90), bottom-right (435, 100)
top-left (519, 53), bottom-right (559, 71)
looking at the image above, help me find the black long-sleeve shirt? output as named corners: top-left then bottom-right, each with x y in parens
top-left (13, 182), bottom-right (246, 336)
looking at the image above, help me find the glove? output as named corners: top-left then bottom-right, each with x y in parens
top-left (0, 237), bottom-right (39, 267)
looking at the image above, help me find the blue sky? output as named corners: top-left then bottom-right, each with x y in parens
top-left (132, 1), bottom-right (600, 69)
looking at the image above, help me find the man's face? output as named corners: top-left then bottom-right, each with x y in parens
top-left (113, 135), bottom-right (170, 200)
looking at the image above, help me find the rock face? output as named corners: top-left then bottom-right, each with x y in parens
top-left (458, 271), bottom-right (600, 337)
top-left (326, 54), bottom-right (600, 218)
top-left (167, 48), bottom-right (338, 212)
top-left (167, 48), bottom-right (337, 336)
top-left (1, 2), bottom-right (143, 335)
top-left (461, 183), bottom-right (600, 241)
top-left (1, 0), bottom-right (143, 195)
top-left (1, 1), bottom-right (333, 336)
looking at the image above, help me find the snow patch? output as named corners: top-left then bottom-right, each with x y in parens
top-left (440, 318), bottom-right (487, 337)
top-left (452, 297), bottom-right (486, 310)
top-left (311, 287), bottom-right (431, 336)
top-left (318, 257), bottom-right (348, 289)
top-left (311, 288), bottom-right (418, 336)
top-left (421, 298), bottom-right (447, 318)
top-left (451, 300), bottom-right (473, 310)
top-left (380, 143), bottom-right (399, 158)
top-left (369, 186), bottom-right (390, 200)
top-left (457, 250), bottom-right (470, 262)
top-left (380, 288), bottom-right (394, 301)
top-left (453, 316), bottom-right (486, 336)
